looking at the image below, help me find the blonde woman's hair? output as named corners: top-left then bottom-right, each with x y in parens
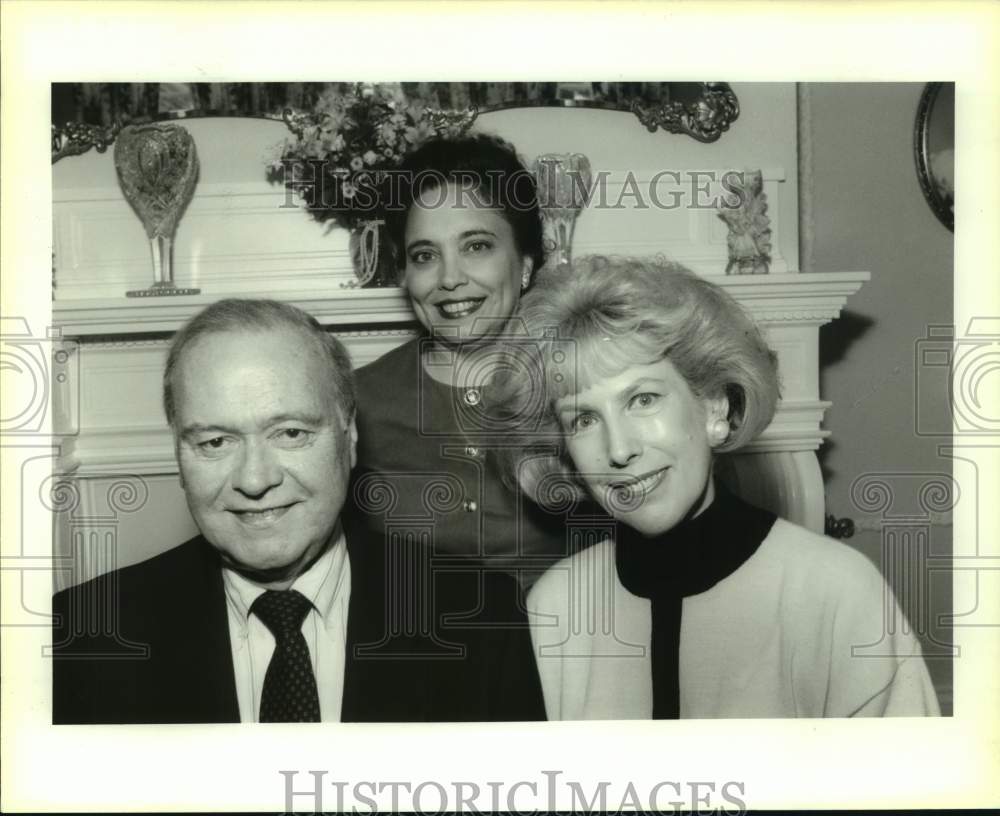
top-left (489, 255), bottom-right (780, 510)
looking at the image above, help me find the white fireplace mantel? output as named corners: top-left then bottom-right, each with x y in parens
top-left (53, 272), bottom-right (869, 337)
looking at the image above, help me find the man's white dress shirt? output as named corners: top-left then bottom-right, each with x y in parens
top-left (222, 535), bottom-right (351, 723)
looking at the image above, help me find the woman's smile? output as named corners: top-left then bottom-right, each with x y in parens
top-left (436, 297), bottom-right (487, 319)
top-left (608, 466), bottom-right (669, 496)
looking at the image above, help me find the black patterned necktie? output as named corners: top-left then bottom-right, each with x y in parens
top-left (251, 589), bottom-right (321, 722)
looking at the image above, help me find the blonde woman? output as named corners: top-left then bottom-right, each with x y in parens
top-left (493, 255), bottom-right (940, 719)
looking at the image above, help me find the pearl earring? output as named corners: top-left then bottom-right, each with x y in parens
top-left (521, 271), bottom-right (532, 290)
top-left (710, 419), bottom-right (730, 444)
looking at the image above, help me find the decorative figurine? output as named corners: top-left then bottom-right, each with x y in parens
top-left (717, 169), bottom-right (772, 275)
top-left (114, 123), bottom-right (201, 297)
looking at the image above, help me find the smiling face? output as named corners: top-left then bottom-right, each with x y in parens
top-left (555, 357), bottom-right (727, 537)
top-left (173, 328), bottom-right (357, 588)
top-left (402, 183), bottom-right (533, 345)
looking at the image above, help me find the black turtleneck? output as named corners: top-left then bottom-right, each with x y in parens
top-left (614, 484), bottom-right (777, 719)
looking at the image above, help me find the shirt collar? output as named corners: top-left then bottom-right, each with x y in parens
top-left (222, 532), bottom-right (348, 636)
top-left (614, 483), bottom-right (775, 599)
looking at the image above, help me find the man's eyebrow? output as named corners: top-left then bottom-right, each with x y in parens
top-left (265, 412), bottom-right (327, 427)
top-left (180, 423), bottom-right (232, 440)
top-left (179, 413), bottom-right (327, 438)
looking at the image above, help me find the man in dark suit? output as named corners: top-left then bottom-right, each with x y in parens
top-left (52, 298), bottom-right (543, 724)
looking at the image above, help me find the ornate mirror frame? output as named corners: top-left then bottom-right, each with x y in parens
top-left (914, 82), bottom-right (955, 232)
top-left (51, 81), bottom-right (740, 162)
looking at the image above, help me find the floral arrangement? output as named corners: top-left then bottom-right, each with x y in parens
top-left (266, 83), bottom-right (477, 233)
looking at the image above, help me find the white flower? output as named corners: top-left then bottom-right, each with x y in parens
top-left (378, 123), bottom-right (398, 145)
top-left (321, 111), bottom-right (348, 133)
top-left (363, 150), bottom-right (378, 166)
top-left (404, 121), bottom-right (435, 145)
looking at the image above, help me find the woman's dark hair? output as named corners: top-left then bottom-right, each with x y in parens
top-left (383, 133), bottom-right (545, 274)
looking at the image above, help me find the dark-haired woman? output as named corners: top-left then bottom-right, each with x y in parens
top-left (345, 134), bottom-right (566, 721)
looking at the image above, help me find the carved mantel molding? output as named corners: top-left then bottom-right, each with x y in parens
top-left (52, 271), bottom-right (869, 337)
top-left (54, 287), bottom-right (414, 337)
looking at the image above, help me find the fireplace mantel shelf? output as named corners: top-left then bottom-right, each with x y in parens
top-left (53, 271), bottom-right (870, 337)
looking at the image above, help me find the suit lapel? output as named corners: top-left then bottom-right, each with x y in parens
top-left (150, 538), bottom-right (240, 723)
top-left (188, 548), bottom-right (241, 722)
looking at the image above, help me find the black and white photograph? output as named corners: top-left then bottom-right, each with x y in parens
top-left (2, 2), bottom-right (998, 814)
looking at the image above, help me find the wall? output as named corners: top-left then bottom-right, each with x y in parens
top-left (804, 83), bottom-right (954, 711)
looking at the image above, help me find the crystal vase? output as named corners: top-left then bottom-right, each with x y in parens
top-left (114, 123), bottom-right (201, 297)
